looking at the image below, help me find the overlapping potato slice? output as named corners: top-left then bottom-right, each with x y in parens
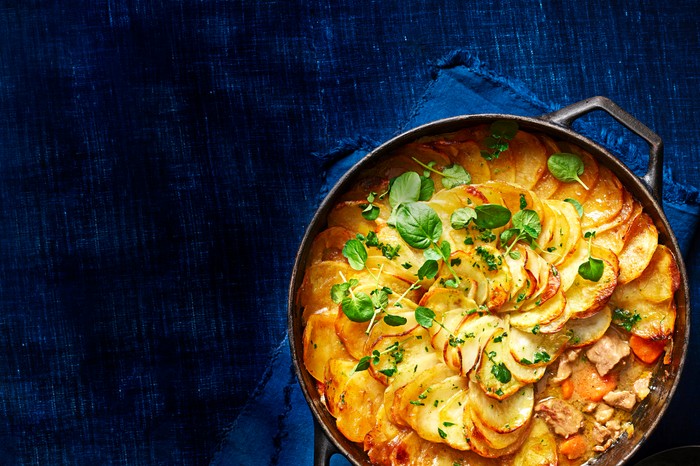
top-left (365, 404), bottom-right (410, 465)
top-left (480, 180), bottom-right (544, 222)
top-left (402, 375), bottom-right (469, 444)
top-left (392, 363), bottom-right (456, 428)
top-left (303, 311), bottom-right (349, 381)
top-left (548, 144), bottom-right (600, 203)
top-left (438, 390), bottom-right (471, 450)
top-left (475, 329), bottom-right (529, 399)
top-left (593, 197), bottom-right (642, 254)
top-left (468, 380), bottom-right (534, 434)
top-left (539, 200), bottom-right (582, 266)
top-left (464, 404), bottom-right (528, 458)
top-left (297, 261), bottom-right (359, 321)
top-left (563, 305), bottom-right (612, 348)
top-left (511, 417), bottom-right (558, 466)
top-left (617, 212), bottom-right (658, 284)
top-left (308, 226), bottom-right (356, 264)
top-left (580, 165), bottom-right (624, 230)
top-left (500, 245), bottom-right (534, 311)
top-left (375, 144), bottom-right (451, 186)
top-left (518, 248), bottom-right (560, 310)
top-left (564, 244), bottom-right (619, 319)
top-left (616, 244), bottom-right (680, 304)
top-left (510, 131), bottom-right (548, 190)
top-left (324, 358), bottom-right (386, 442)
top-left (439, 139), bottom-right (492, 184)
top-left (510, 289), bottom-right (566, 332)
top-left (507, 326), bottom-right (570, 367)
top-left (327, 199), bottom-right (389, 234)
top-left (389, 430), bottom-right (495, 466)
top-left (451, 313), bottom-right (501, 376)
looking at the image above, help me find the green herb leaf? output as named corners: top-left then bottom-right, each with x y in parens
top-left (490, 120), bottom-right (519, 140)
top-left (389, 172), bottom-right (421, 208)
top-left (330, 281), bottom-right (354, 304)
top-left (383, 314), bottom-right (408, 327)
top-left (508, 251), bottom-right (521, 259)
top-left (534, 351), bottom-right (551, 364)
top-left (512, 209), bottom-right (542, 240)
top-left (547, 153), bottom-right (589, 189)
top-left (564, 198), bottom-right (584, 217)
top-left (419, 176), bottom-right (435, 201)
top-left (474, 204), bottom-right (512, 229)
top-left (578, 257), bottom-right (604, 282)
top-left (415, 306), bottom-right (436, 328)
top-left (417, 259), bottom-right (439, 280)
top-left (500, 228), bottom-right (518, 245)
top-left (491, 362), bottom-right (512, 384)
top-left (450, 206), bottom-right (477, 229)
top-left (441, 165), bottom-right (472, 189)
top-left (612, 308), bottom-right (642, 331)
top-left (379, 367), bottom-right (396, 377)
top-left (354, 356), bottom-right (371, 372)
top-left (341, 292), bottom-right (375, 322)
top-left (342, 238), bottom-right (368, 270)
top-left (370, 288), bottom-right (389, 310)
top-left (438, 428), bottom-right (447, 439)
top-left (395, 202), bottom-right (443, 249)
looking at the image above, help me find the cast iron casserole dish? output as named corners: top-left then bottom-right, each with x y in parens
top-left (288, 96), bottom-right (690, 465)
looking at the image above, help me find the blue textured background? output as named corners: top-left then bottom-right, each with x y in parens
top-left (0, 1), bottom-right (698, 464)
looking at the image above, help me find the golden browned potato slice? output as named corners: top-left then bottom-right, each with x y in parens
top-left (564, 244), bottom-right (619, 319)
top-left (511, 417), bottom-right (558, 466)
top-left (327, 199), bottom-right (388, 235)
top-left (617, 212), bottom-right (658, 284)
top-left (388, 430), bottom-right (496, 466)
top-left (518, 248), bottom-right (560, 310)
top-left (540, 200), bottom-right (582, 266)
top-left (480, 180), bottom-right (545, 221)
top-left (548, 145), bottom-right (600, 203)
top-left (531, 135), bottom-right (563, 199)
top-left (375, 145), bottom-right (451, 186)
top-left (630, 299), bottom-right (676, 340)
top-left (580, 165), bottom-right (624, 230)
top-left (297, 261), bottom-right (361, 321)
top-left (500, 245), bottom-right (534, 311)
top-left (431, 308), bottom-right (474, 372)
top-left (563, 305), bottom-right (612, 348)
top-left (303, 311), bottom-right (349, 381)
top-left (324, 358), bottom-right (386, 442)
top-left (438, 390), bottom-right (471, 450)
top-left (469, 404), bottom-right (528, 450)
top-left (365, 404), bottom-right (411, 465)
top-left (497, 330), bottom-right (547, 384)
top-left (488, 148), bottom-right (516, 183)
top-left (464, 404), bottom-right (527, 458)
top-left (402, 375), bottom-right (468, 445)
top-left (444, 139), bottom-right (492, 185)
top-left (475, 330), bottom-right (529, 399)
top-left (619, 244), bottom-right (680, 304)
top-left (557, 238), bottom-right (589, 292)
top-left (392, 363), bottom-right (455, 428)
top-left (510, 289), bottom-right (566, 331)
top-left (507, 326), bottom-right (570, 367)
top-left (335, 309), bottom-right (371, 360)
top-left (337, 175), bottom-right (389, 203)
top-left (511, 131), bottom-right (548, 190)
top-left (307, 226), bottom-right (356, 265)
top-left (468, 380), bottom-right (534, 434)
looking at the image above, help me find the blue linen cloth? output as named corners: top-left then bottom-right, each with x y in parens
top-left (218, 56), bottom-right (700, 466)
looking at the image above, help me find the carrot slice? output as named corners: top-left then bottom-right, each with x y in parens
top-left (572, 361), bottom-right (618, 401)
top-left (559, 434), bottom-right (588, 460)
top-left (560, 378), bottom-right (574, 400)
top-left (629, 334), bottom-right (666, 364)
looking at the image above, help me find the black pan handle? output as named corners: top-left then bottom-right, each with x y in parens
top-left (540, 96), bottom-right (664, 202)
top-left (314, 420), bottom-right (340, 466)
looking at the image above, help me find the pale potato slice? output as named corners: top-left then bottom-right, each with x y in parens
top-left (464, 404), bottom-right (527, 458)
top-left (438, 389), bottom-right (471, 450)
top-left (497, 330), bottom-right (547, 384)
top-left (536, 299), bottom-right (573, 335)
top-left (508, 326), bottom-right (570, 367)
top-left (518, 249), bottom-right (560, 311)
top-left (536, 200), bottom-right (557, 252)
top-left (563, 305), bottom-right (612, 348)
top-left (327, 199), bottom-right (388, 234)
top-left (488, 147), bottom-right (516, 183)
top-left (541, 200), bottom-right (582, 266)
top-left (469, 403), bottom-right (529, 450)
top-left (548, 145), bottom-right (600, 203)
top-left (324, 358), bottom-right (386, 442)
top-left (303, 311), bottom-right (350, 381)
top-left (564, 244), bottom-right (619, 319)
top-left (580, 165), bottom-right (624, 230)
top-left (500, 245), bottom-right (532, 311)
top-left (297, 261), bottom-right (361, 321)
top-left (403, 375), bottom-right (468, 444)
top-left (510, 289), bottom-right (566, 331)
top-left (308, 226), bottom-right (356, 265)
top-left (468, 380), bottom-right (534, 434)
top-left (475, 330), bottom-right (529, 399)
top-left (436, 139), bottom-right (492, 185)
top-left (454, 313), bottom-right (502, 376)
top-left (556, 238), bottom-right (589, 292)
top-left (627, 244), bottom-right (680, 304)
top-left (588, 185), bottom-right (634, 234)
top-left (392, 363), bottom-right (455, 428)
top-left (630, 299), bottom-right (676, 340)
top-left (365, 307), bottom-right (419, 356)
top-left (511, 417), bottom-right (558, 466)
top-left (511, 131), bottom-right (548, 190)
top-left (617, 212), bottom-right (658, 284)
top-left (593, 198), bottom-right (642, 254)
top-left (431, 308), bottom-right (476, 372)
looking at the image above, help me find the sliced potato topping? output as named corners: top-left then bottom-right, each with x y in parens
top-left (299, 124), bottom-right (679, 465)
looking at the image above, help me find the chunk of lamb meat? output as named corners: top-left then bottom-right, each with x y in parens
top-left (603, 390), bottom-right (636, 411)
top-left (551, 349), bottom-right (580, 383)
top-left (535, 398), bottom-right (583, 437)
top-left (586, 332), bottom-right (630, 376)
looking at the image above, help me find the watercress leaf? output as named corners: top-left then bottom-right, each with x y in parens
top-left (341, 292), bottom-right (375, 322)
top-left (500, 227), bottom-right (518, 245)
top-left (414, 306), bottom-right (436, 328)
top-left (395, 202), bottom-right (443, 249)
top-left (361, 204), bottom-right (380, 220)
top-left (383, 314), bottom-right (408, 327)
top-left (330, 282), bottom-right (352, 304)
top-left (512, 209), bottom-right (541, 239)
top-left (342, 238), bottom-right (368, 270)
top-left (474, 204), bottom-right (512, 229)
top-left (491, 362), bottom-right (512, 384)
top-left (443, 278), bottom-right (459, 288)
top-left (533, 351), bottom-right (551, 364)
top-left (564, 198), bottom-right (584, 217)
top-left (450, 206), bottom-right (476, 229)
top-left (423, 248), bottom-right (442, 261)
top-left (419, 176), bottom-right (435, 201)
top-left (612, 308), bottom-right (642, 331)
top-left (508, 251), bottom-right (521, 260)
top-left (417, 259), bottom-right (439, 280)
top-left (547, 153), bottom-right (585, 183)
top-left (578, 257), bottom-right (604, 282)
top-left (389, 172), bottom-right (421, 208)
top-left (370, 288), bottom-right (389, 310)
top-left (379, 367), bottom-right (396, 377)
top-left (439, 241), bottom-right (451, 259)
top-left (441, 165), bottom-right (471, 189)
top-left (354, 356), bottom-right (371, 372)
top-left (491, 120), bottom-right (519, 140)
top-left (519, 193), bottom-right (527, 210)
